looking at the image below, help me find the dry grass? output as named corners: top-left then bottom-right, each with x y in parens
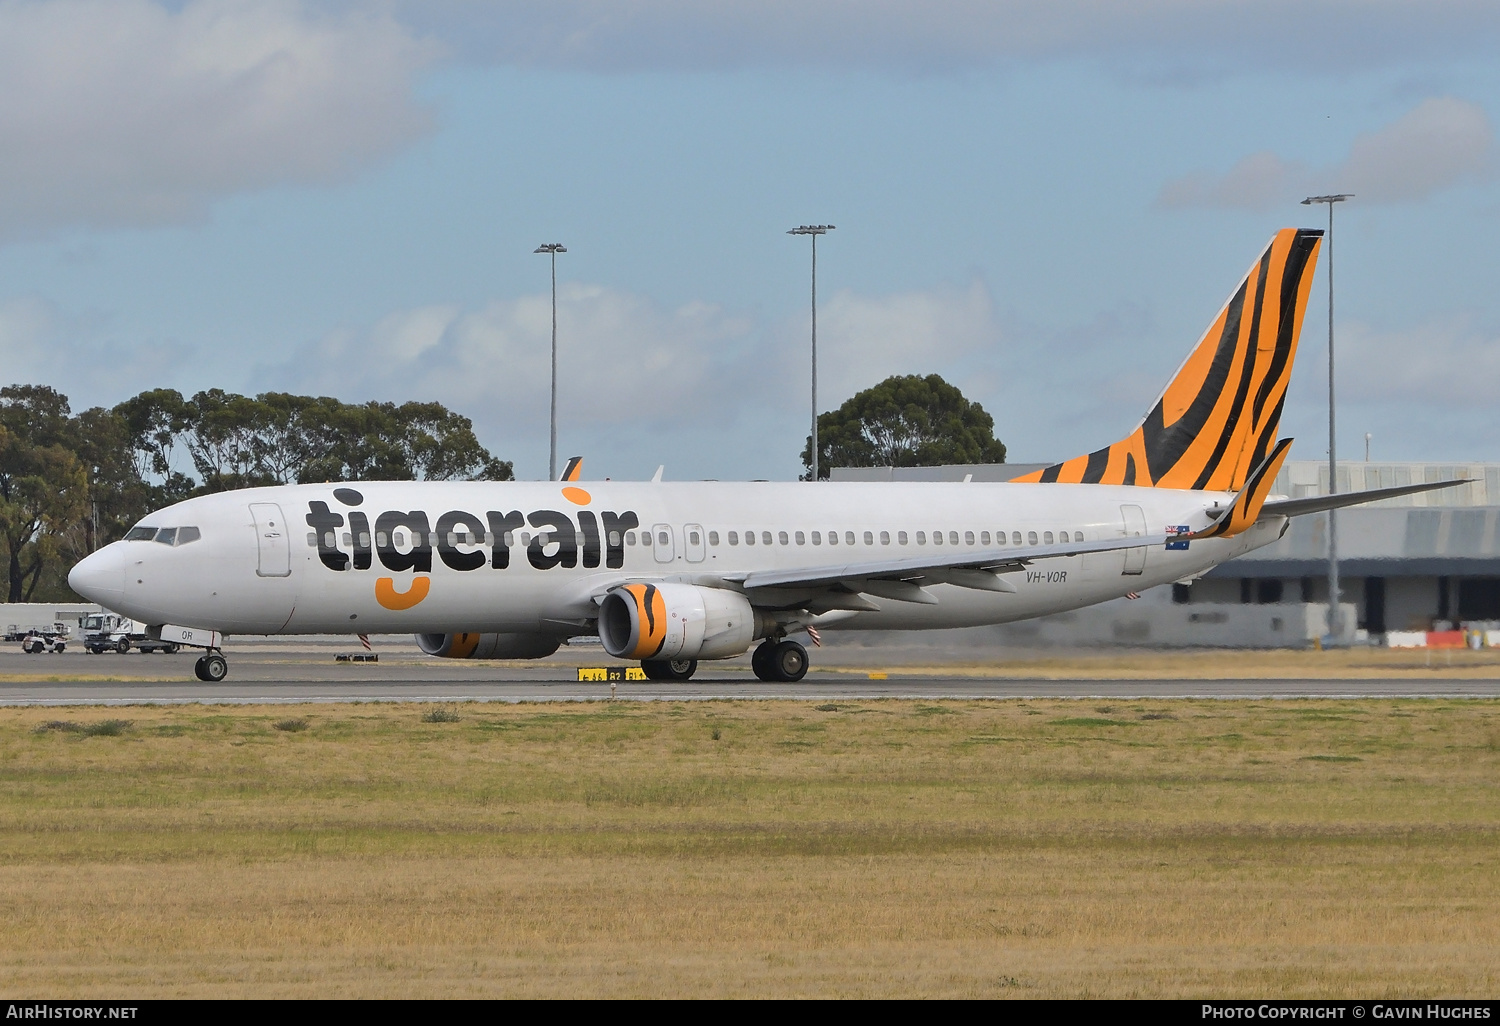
top-left (819, 645), bottom-right (1500, 678)
top-left (0, 698), bottom-right (1496, 997)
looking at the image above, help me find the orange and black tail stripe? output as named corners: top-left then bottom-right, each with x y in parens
top-left (1012, 228), bottom-right (1322, 491)
top-left (561, 456), bottom-right (583, 482)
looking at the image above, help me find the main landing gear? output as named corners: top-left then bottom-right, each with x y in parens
top-left (193, 651), bottom-right (228, 682)
top-left (751, 639), bottom-right (808, 683)
top-left (642, 658), bottom-right (697, 681)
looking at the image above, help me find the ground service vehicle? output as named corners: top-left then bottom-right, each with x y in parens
top-left (82, 612), bottom-right (180, 654)
top-left (21, 627), bottom-right (67, 654)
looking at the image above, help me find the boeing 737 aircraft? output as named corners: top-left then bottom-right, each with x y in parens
top-left (69, 228), bottom-right (1461, 683)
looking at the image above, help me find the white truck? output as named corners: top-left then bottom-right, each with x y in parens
top-left (81, 612), bottom-right (181, 655)
top-left (20, 624), bottom-right (69, 654)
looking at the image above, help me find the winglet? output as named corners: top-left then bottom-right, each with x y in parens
top-left (651, 465), bottom-right (664, 483)
top-left (560, 456), bottom-right (583, 482)
top-left (1192, 437), bottom-right (1293, 539)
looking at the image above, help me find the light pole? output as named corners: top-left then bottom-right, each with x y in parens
top-left (787, 225), bottom-right (834, 481)
top-left (535, 243), bottom-right (567, 481)
top-left (1302, 193), bottom-right (1352, 641)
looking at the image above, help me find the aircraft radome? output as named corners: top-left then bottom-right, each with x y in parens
top-left (69, 228), bottom-right (1463, 683)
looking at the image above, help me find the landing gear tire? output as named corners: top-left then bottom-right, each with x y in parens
top-left (194, 653), bottom-right (227, 682)
top-left (751, 640), bottom-right (778, 681)
top-left (642, 658), bottom-right (697, 682)
top-left (771, 641), bottom-right (808, 683)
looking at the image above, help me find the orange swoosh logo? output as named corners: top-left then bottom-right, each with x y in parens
top-left (376, 576), bottom-right (430, 610)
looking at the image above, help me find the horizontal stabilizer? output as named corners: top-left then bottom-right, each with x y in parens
top-left (1260, 478), bottom-right (1471, 519)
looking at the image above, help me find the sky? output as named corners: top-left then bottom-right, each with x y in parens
top-left (1, 0), bottom-right (1498, 482)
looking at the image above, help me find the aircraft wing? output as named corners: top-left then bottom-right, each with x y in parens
top-left (1259, 478), bottom-right (1469, 519)
top-left (731, 532), bottom-right (1172, 596)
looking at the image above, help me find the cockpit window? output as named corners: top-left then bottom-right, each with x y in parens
top-left (176, 526), bottom-right (201, 545)
top-left (153, 528), bottom-right (177, 545)
top-left (125, 526), bottom-right (156, 541)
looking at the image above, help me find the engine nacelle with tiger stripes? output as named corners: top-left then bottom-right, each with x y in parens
top-left (598, 583), bottom-right (765, 661)
top-left (415, 632), bottom-right (562, 660)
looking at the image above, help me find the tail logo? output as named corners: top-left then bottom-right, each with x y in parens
top-left (1014, 228), bottom-right (1322, 491)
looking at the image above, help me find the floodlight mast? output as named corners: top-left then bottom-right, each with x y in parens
top-left (534, 243), bottom-right (567, 481)
top-left (1301, 194), bottom-right (1352, 642)
top-left (787, 225), bottom-right (835, 481)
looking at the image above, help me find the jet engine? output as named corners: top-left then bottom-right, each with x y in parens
top-left (415, 632), bottom-right (562, 660)
top-left (598, 583), bottom-right (763, 661)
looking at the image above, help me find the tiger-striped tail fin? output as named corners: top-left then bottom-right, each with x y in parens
top-left (1011, 227), bottom-right (1322, 490)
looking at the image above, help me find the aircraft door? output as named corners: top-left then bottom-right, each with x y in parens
top-left (651, 523), bottom-right (675, 564)
top-left (1119, 504), bottom-right (1147, 575)
top-left (250, 502), bottom-right (292, 578)
top-left (683, 524), bottom-right (706, 563)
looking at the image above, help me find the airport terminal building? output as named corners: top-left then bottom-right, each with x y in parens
top-left (831, 460), bottom-right (1500, 647)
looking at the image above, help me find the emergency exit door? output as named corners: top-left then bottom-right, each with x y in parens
top-left (1120, 504), bottom-right (1147, 576)
top-left (250, 502), bottom-right (291, 577)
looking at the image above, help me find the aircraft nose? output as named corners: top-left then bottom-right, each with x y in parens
top-left (68, 545), bottom-right (125, 607)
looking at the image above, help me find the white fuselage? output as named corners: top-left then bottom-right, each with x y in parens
top-left (68, 480), bottom-right (1282, 643)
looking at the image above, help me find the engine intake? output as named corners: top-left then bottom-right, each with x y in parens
top-left (415, 632), bottom-right (561, 660)
top-left (599, 583), bottom-right (761, 661)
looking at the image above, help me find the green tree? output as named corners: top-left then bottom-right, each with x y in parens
top-left (0, 386), bottom-right (90, 602)
top-left (802, 374), bottom-right (1006, 480)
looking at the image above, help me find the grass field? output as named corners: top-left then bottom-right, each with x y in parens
top-left (0, 698), bottom-right (1496, 997)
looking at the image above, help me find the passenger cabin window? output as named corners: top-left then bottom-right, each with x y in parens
top-left (375, 532), bottom-right (388, 548)
top-left (708, 531), bottom-right (719, 546)
top-left (964, 531), bottom-right (975, 545)
top-left (688, 530), bottom-right (701, 546)
top-left (844, 531), bottom-right (855, 546)
top-left (125, 526), bottom-right (156, 541)
top-left (657, 531), bottom-right (669, 547)
top-left (626, 531), bottom-right (637, 545)
top-left (864, 531), bottom-right (873, 545)
top-left (828, 530), bottom-right (838, 545)
top-left (811, 531), bottom-right (822, 545)
top-left (763, 531), bottom-right (773, 545)
top-left (728, 531), bottom-right (738, 545)
top-left (744, 531), bottom-right (754, 546)
top-left (916, 531), bottom-right (926, 545)
top-left (1012, 532), bottom-right (1022, 545)
top-left (880, 531), bottom-right (890, 545)
top-left (1044, 531), bottom-right (1054, 544)
top-left (795, 531), bottom-right (805, 545)
top-left (778, 531), bottom-right (789, 545)
top-left (609, 531), bottom-right (622, 547)
top-left (1028, 531), bottom-right (1038, 545)
top-left (898, 531), bottom-right (908, 545)
top-left (948, 531), bottom-right (959, 545)
top-left (933, 531), bottom-right (943, 545)
top-left (980, 531), bottom-right (990, 545)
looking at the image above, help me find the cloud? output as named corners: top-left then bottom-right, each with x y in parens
top-left (1158, 97), bottom-right (1494, 210)
top-left (0, 297), bottom-right (196, 408)
top-left (261, 279), bottom-right (1005, 477)
top-left (1339, 317), bottom-right (1500, 407)
top-left (398, 1), bottom-right (1500, 75)
top-left (0, 0), bottom-right (438, 240)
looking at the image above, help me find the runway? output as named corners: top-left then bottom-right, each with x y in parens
top-left (1, 644), bottom-right (1497, 704)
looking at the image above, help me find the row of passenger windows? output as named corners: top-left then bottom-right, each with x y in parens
top-left (624, 528), bottom-right (1085, 547)
top-left (124, 526), bottom-right (202, 546)
top-left (303, 527), bottom-right (1087, 551)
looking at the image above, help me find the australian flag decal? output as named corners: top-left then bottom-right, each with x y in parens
top-left (1165, 525), bottom-right (1191, 551)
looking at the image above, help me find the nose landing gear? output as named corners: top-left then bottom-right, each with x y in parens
top-left (193, 651), bottom-right (228, 682)
top-left (751, 639), bottom-right (808, 683)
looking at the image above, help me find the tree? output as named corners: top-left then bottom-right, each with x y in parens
top-left (802, 374), bottom-right (1006, 480)
top-left (0, 386), bottom-right (89, 602)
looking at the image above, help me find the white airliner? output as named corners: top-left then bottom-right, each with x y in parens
top-left (68, 228), bottom-right (1459, 683)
